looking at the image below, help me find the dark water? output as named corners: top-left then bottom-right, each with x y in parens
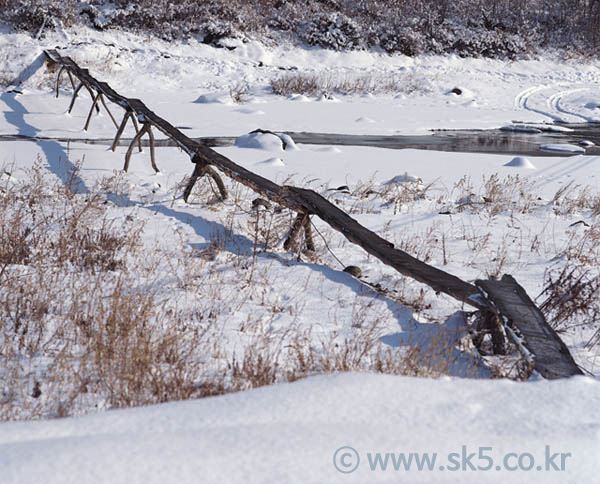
top-left (1, 124), bottom-right (599, 157)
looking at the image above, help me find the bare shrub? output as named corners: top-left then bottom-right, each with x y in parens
top-left (539, 264), bottom-right (600, 337)
top-left (229, 81), bottom-right (250, 104)
top-left (270, 71), bottom-right (434, 97)
top-left (451, 174), bottom-right (536, 215)
top-left (551, 181), bottom-right (600, 216)
top-left (2, 0), bottom-right (599, 56)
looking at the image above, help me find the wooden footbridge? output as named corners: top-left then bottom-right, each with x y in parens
top-left (41, 49), bottom-right (583, 379)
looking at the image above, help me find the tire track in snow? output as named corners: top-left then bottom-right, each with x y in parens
top-left (548, 87), bottom-right (600, 123)
top-left (515, 84), bottom-right (566, 122)
top-left (516, 83), bottom-right (600, 123)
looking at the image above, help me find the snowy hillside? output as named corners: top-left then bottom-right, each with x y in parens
top-left (1, 22), bottom-right (600, 483)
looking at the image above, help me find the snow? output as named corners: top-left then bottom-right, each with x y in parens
top-left (1, 25), bottom-right (600, 483)
top-left (258, 157), bottom-right (285, 167)
top-left (504, 156), bottom-right (537, 169)
top-left (384, 174), bottom-right (422, 184)
top-left (539, 144), bottom-right (586, 154)
top-left (235, 132), bottom-right (284, 151)
top-left (195, 92), bottom-right (234, 105)
top-left (1, 373), bottom-right (599, 484)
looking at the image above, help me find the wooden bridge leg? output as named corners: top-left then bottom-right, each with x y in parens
top-left (130, 114), bottom-right (143, 152)
top-left (83, 92), bottom-right (102, 131)
top-left (55, 66), bottom-right (66, 98)
top-left (99, 94), bottom-right (119, 129)
top-left (66, 71), bottom-right (76, 90)
top-left (204, 165), bottom-right (228, 200)
top-left (476, 310), bottom-right (508, 355)
top-left (123, 123), bottom-right (149, 172)
top-left (111, 111), bottom-right (131, 151)
top-left (183, 163), bottom-right (203, 203)
top-left (303, 215), bottom-right (315, 252)
top-left (145, 123), bottom-right (160, 173)
top-left (284, 213), bottom-right (308, 251)
top-left (183, 161), bottom-right (228, 202)
top-left (68, 83), bottom-right (85, 113)
top-left (82, 82), bottom-right (100, 113)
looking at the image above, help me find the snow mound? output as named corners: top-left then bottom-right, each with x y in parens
top-left (540, 143), bottom-right (586, 154)
top-left (581, 140), bottom-right (595, 147)
top-left (504, 156), bottom-right (537, 169)
top-left (235, 132), bottom-right (284, 151)
top-left (384, 174), bottom-right (422, 185)
top-left (194, 92), bottom-right (233, 105)
top-left (288, 94), bottom-right (310, 102)
top-left (315, 146), bottom-right (342, 153)
top-left (257, 157), bottom-right (285, 167)
top-left (355, 117), bottom-right (376, 123)
top-left (279, 134), bottom-right (299, 151)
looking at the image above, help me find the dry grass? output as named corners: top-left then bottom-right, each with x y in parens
top-left (270, 71), bottom-right (435, 97)
top-left (4, 158), bottom-right (598, 421)
top-left (1, 162), bottom-right (474, 421)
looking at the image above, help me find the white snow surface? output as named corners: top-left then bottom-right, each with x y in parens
top-left (235, 132), bottom-right (284, 150)
top-left (1, 26), bottom-right (600, 483)
top-left (539, 143), bottom-right (586, 154)
top-left (1, 373), bottom-right (599, 484)
top-left (504, 156), bottom-right (537, 169)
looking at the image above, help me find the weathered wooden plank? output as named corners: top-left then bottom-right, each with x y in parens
top-left (287, 186), bottom-right (489, 310)
top-left (476, 275), bottom-right (583, 379)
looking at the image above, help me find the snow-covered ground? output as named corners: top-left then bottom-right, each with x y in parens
top-left (1, 27), bottom-right (600, 483)
top-left (1, 373), bottom-right (599, 483)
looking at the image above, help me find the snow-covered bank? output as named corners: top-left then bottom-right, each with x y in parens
top-left (1, 373), bottom-right (599, 483)
top-left (1, 22), bottom-right (600, 463)
top-left (2, 27), bottom-right (600, 140)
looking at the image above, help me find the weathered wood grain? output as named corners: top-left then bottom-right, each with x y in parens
top-left (476, 275), bottom-right (583, 379)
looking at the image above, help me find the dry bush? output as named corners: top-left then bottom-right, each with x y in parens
top-left (551, 181), bottom-right (600, 216)
top-left (270, 71), bottom-right (434, 97)
top-left (451, 174), bottom-right (537, 215)
top-left (229, 81), bottom-right (250, 104)
top-left (539, 264), bottom-right (600, 336)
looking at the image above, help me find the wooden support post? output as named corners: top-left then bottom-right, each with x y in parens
top-left (204, 165), bottom-right (228, 200)
top-left (83, 92), bottom-right (102, 131)
top-left (68, 81), bottom-right (99, 114)
top-left (183, 162), bottom-right (203, 203)
top-left (66, 70), bottom-right (76, 90)
top-left (145, 123), bottom-right (160, 173)
top-left (83, 83), bottom-right (100, 113)
top-left (284, 213), bottom-right (308, 252)
top-left (123, 123), bottom-right (149, 172)
top-left (68, 82), bottom-right (85, 113)
top-left (183, 158), bottom-right (228, 202)
top-left (111, 111), bottom-right (131, 152)
top-left (130, 114), bottom-right (143, 152)
top-left (303, 215), bottom-right (315, 252)
top-left (99, 94), bottom-right (119, 129)
top-left (473, 310), bottom-right (507, 355)
top-left (55, 66), bottom-right (65, 98)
